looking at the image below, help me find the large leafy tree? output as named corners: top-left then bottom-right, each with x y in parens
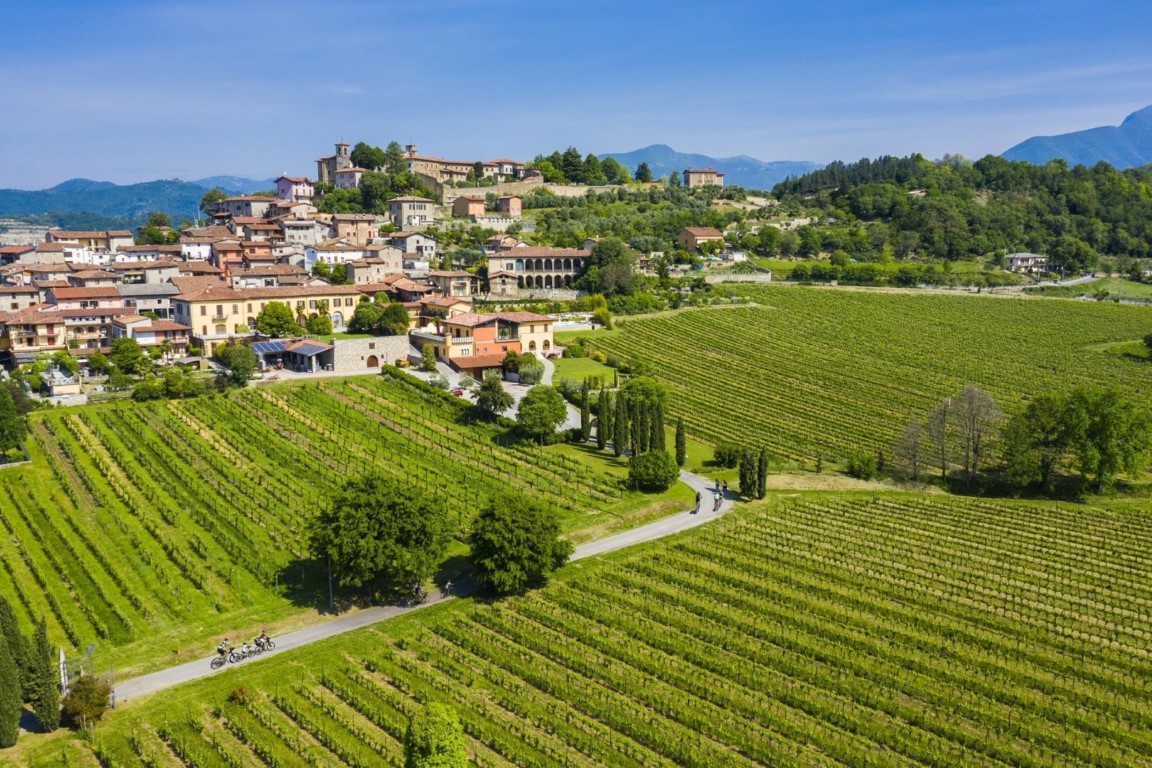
top-left (214, 341), bottom-right (258, 388)
top-left (635, 162), bottom-right (653, 183)
top-left (109, 337), bottom-right (148, 376)
top-left (255, 301), bottom-right (303, 337)
top-left (1065, 386), bottom-right (1151, 491)
top-left (351, 141), bottom-right (386, 171)
top-left (628, 450), bottom-right (679, 492)
top-left (349, 301), bottom-right (385, 333)
top-left (404, 702), bottom-right (468, 768)
top-left (199, 187), bottom-right (227, 217)
top-left (469, 491), bottom-right (573, 595)
top-left (309, 474), bottom-right (450, 590)
top-left (475, 371), bottom-right (513, 420)
top-left (515, 385), bottom-right (567, 444)
top-left (1001, 392), bottom-right (1072, 492)
top-left (379, 302), bottom-right (411, 335)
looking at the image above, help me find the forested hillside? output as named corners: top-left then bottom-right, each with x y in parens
top-left (772, 154), bottom-right (1152, 270)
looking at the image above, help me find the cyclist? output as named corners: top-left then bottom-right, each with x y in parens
top-left (254, 629), bottom-right (269, 650)
top-left (216, 638), bottom-right (231, 659)
top-left (443, 580), bottom-right (453, 597)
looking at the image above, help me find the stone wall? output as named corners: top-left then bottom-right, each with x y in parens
top-left (703, 273), bottom-right (773, 284)
top-left (332, 336), bottom-right (411, 372)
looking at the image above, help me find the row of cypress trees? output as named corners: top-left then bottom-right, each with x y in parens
top-left (0, 595), bottom-right (59, 747)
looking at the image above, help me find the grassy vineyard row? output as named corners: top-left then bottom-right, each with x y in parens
top-left (27, 493), bottom-right (1152, 767)
top-left (0, 370), bottom-right (628, 662)
top-left (582, 287), bottom-right (1152, 461)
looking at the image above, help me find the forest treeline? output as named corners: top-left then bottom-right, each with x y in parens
top-left (772, 154), bottom-right (1152, 268)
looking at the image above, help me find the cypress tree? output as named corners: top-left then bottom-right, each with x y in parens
top-left (674, 417), bottom-right (686, 467)
top-left (596, 389), bottom-right (610, 450)
top-left (0, 596), bottom-right (26, 700)
top-left (30, 617), bottom-right (58, 732)
top-left (0, 632), bottom-right (20, 747)
top-left (0, 384), bottom-right (26, 455)
top-left (757, 447), bottom-right (770, 499)
top-left (650, 403), bottom-right (665, 453)
top-left (613, 392), bottom-right (628, 457)
top-left (739, 449), bottom-right (756, 497)
top-left (579, 380), bottom-right (591, 442)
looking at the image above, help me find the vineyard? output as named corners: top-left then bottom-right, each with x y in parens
top-left (27, 493), bottom-right (1152, 767)
top-left (581, 287), bottom-right (1152, 462)
top-left (0, 370), bottom-right (628, 665)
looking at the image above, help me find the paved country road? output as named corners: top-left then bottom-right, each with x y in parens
top-left (113, 470), bottom-right (732, 704)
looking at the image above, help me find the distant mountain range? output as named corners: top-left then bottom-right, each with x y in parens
top-left (600, 145), bottom-right (821, 190)
top-left (1001, 105), bottom-right (1152, 169)
top-left (0, 176), bottom-right (276, 226)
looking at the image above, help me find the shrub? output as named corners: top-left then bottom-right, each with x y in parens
top-left (61, 675), bottom-right (112, 729)
top-left (428, 375), bottom-right (449, 390)
top-left (713, 442), bottom-right (742, 468)
top-left (628, 450), bottom-right (679, 491)
top-left (846, 451), bottom-right (878, 480)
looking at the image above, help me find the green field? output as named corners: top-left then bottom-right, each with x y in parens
top-left (1027, 277), bottom-right (1152, 301)
top-left (15, 493), bottom-right (1152, 767)
top-left (0, 369), bottom-right (673, 677)
top-left (582, 286), bottom-right (1152, 464)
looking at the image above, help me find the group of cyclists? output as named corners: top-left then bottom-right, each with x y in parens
top-left (215, 630), bottom-right (272, 663)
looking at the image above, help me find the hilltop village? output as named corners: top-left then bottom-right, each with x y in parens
top-left (0, 142), bottom-right (738, 388)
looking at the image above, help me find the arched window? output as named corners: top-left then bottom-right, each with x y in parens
top-left (366, 355), bottom-right (379, 368)
top-left (330, 311), bottom-right (344, 329)
top-left (528, 340), bottom-right (536, 351)
top-left (543, 339), bottom-right (551, 350)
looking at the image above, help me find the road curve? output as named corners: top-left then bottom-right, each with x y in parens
top-left (113, 469), bottom-right (732, 704)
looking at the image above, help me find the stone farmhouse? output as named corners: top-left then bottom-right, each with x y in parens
top-left (683, 168), bottom-right (725, 188)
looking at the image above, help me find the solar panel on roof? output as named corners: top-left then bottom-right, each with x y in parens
top-left (251, 341), bottom-right (287, 355)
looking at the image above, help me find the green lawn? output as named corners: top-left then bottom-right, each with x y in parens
top-left (551, 355), bottom-right (616, 385)
top-left (1027, 276), bottom-right (1152, 300)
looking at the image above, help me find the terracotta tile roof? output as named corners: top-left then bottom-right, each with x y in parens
top-left (276, 175), bottom-right (311, 183)
top-left (0, 285), bottom-right (38, 294)
top-left (684, 168), bottom-right (723, 174)
top-left (179, 262), bottom-right (224, 274)
top-left (49, 286), bottom-right (123, 299)
top-left (222, 196), bottom-right (276, 202)
top-left (173, 280), bottom-right (365, 302)
top-left (36, 243), bottom-right (66, 252)
top-left (489, 247), bottom-right (589, 258)
top-left (47, 230), bottom-right (133, 239)
top-left (681, 227), bottom-right (724, 238)
top-left (114, 259), bottom-right (183, 270)
top-left (33, 280), bottom-right (71, 289)
top-left (69, 270), bottom-right (120, 279)
top-left (444, 311), bottom-right (551, 328)
top-left (58, 308), bottom-right (133, 319)
top-left (0, 245), bottom-right (34, 255)
top-left (388, 195), bottom-right (434, 203)
top-left (428, 270), bottom-right (474, 278)
top-left (144, 320), bottom-right (191, 332)
top-left (331, 213), bottom-right (377, 221)
top-left (182, 226), bottom-right (234, 238)
top-left (111, 314), bottom-right (149, 324)
top-left (453, 353), bottom-right (508, 370)
top-left (487, 270), bottom-right (518, 277)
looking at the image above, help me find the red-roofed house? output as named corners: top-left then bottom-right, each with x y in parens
top-left (677, 227), bottom-right (726, 251)
top-left (411, 311), bottom-right (554, 375)
top-left (276, 175), bottom-right (315, 203)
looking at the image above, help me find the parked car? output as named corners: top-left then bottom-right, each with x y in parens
top-left (450, 388), bottom-right (465, 397)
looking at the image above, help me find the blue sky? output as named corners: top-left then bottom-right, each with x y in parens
top-left (2, 0), bottom-right (1151, 188)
